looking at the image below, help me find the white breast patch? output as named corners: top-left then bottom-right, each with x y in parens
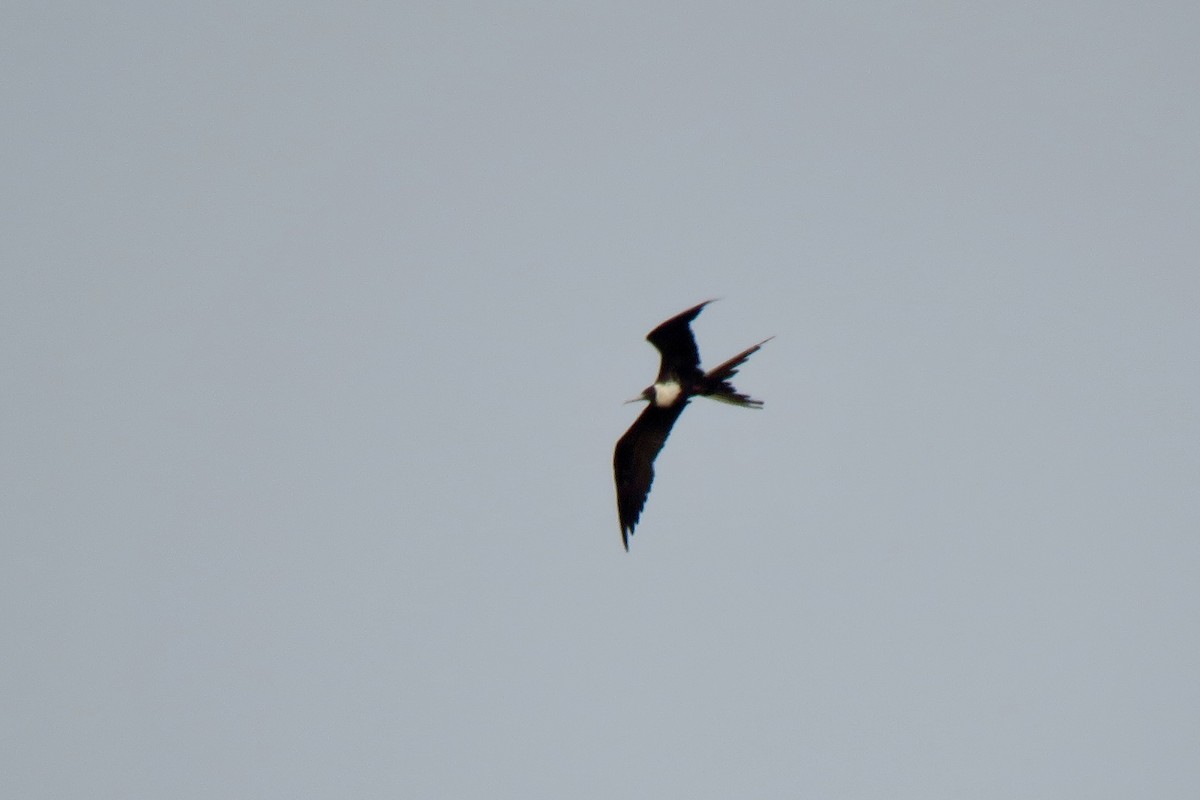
top-left (652, 381), bottom-right (682, 407)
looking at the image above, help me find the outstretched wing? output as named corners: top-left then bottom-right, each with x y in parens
top-left (646, 300), bottom-right (713, 381)
top-left (613, 402), bottom-right (687, 550)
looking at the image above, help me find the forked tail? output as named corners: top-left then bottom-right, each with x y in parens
top-left (700, 337), bottom-right (773, 408)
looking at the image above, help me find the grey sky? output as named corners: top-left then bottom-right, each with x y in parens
top-left (4, 2), bottom-right (1198, 798)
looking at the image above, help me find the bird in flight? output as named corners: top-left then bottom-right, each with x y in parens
top-left (613, 300), bottom-right (771, 550)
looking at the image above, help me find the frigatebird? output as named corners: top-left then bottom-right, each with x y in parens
top-left (613, 300), bottom-right (771, 550)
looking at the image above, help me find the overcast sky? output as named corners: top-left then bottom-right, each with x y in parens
top-left (4, 2), bottom-right (1199, 798)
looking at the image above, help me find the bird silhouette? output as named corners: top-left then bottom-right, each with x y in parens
top-left (613, 300), bottom-right (771, 550)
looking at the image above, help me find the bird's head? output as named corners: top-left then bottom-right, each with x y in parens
top-left (627, 381), bottom-right (683, 408)
top-left (624, 386), bottom-right (655, 405)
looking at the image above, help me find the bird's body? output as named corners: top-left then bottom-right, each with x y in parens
top-left (613, 301), bottom-right (770, 550)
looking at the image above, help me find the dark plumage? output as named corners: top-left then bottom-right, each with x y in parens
top-left (613, 301), bottom-right (771, 550)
